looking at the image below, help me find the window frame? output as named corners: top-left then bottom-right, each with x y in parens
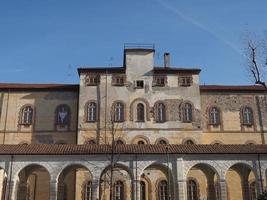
top-left (209, 106), bottom-right (221, 125)
top-left (178, 76), bottom-right (193, 87)
top-left (136, 103), bottom-right (145, 122)
top-left (85, 74), bottom-right (100, 86)
top-left (112, 74), bottom-right (126, 86)
top-left (182, 103), bottom-right (193, 123)
top-left (187, 179), bottom-right (199, 200)
top-left (153, 75), bottom-right (167, 87)
top-left (241, 106), bottom-right (254, 126)
top-left (86, 102), bottom-right (98, 123)
top-left (114, 181), bottom-right (124, 200)
top-left (19, 105), bottom-right (34, 125)
top-left (158, 180), bottom-right (169, 200)
top-left (113, 102), bottom-right (125, 122)
top-left (135, 80), bottom-right (144, 89)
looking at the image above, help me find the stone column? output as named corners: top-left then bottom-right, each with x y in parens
top-left (219, 179), bottom-right (228, 200)
top-left (50, 179), bottom-right (58, 200)
top-left (241, 179), bottom-right (250, 200)
top-left (92, 179), bottom-right (100, 200)
top-left (5, 180), bottom-right (16, 200)
top-left (177, 180), bottom-right (187, 200)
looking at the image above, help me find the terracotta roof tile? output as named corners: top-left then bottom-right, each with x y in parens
top-left (0, 144), bottom-right (266, 155)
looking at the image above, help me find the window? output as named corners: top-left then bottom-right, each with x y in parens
top-left (114, 102), bottom-right (124, 122)
top-left (153, 76), bottom-right (166, 87)
top-left (55, 105), bottom-right (70, 126)
top-left (137, 103), bottom-right (145, 122)
top-left (155, 103), bottom-right (166, 122)
top-left (137, 140), bottom-right (145, 145)
top-left (85, 74), bottom-right (100, 86)
top-left (179, 76), bottom-right (192, 87)
top-left (184, 140), bottom-right (194, 145)
top-left (84, 181), bottom-right (92, 200)
top-left (187, 179), bottom-right (198, 200)
top-left (249, 181), bottom-right (256, 200)
top-left (87, 102), bottom-right (97, 122)
top-left (114, 181), bottom-right (124, 200)
top-left (209, 107), bottom-right (220, 125)
top-left (20, 106), bottom-right (33, 125)
top-left (158, 139), bottom-right (168, 145)
top-left (135, 80), bottom-right (144, 88)
top-left (115, 140), bottom-right (124, 145)
top-left (242, 107), bottom-right (254, 125)
top-left (158, 180), bottom-right (168, 200)
top-left (85, 139), bottom-right (96, 145)
top-left (140, 181), bottom-right (146, 200)
top-left (112, 75), bottom-right (125, 86)
top-left (183, 103), bottom-right (193, 122)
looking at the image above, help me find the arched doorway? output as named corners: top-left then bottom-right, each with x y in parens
top-left (57, 164), bottom-right (93, 200)
top-left (140, 163), bottom-right (174, 200)
top-left (186, 163), bottom-right (220, 200)
top-left (16, 164), bottom-right (50, 200)
top-left (226, 163), bottom-right (256, 200)
top-left (100, 164), bottom-right (133, 200)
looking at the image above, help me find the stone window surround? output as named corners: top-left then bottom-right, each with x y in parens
top-left (18, 104), bottom-right (35, 128)
top-left (180, 101), bottom-right (194, 123)
top-left (154, 101), bottom-right (168, 123)
top-left (84, 100), bottom-right (98, 123)
top-left (111, 100), bottom-right (126, 123)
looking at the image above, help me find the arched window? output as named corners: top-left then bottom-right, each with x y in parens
top-left (249, 181), bottom-right (256, 200)
top-left (84, 181), bottom-right (92, 200)
top-left (158, 139), bottom-right (168, 145)
top-left (114, 102), bottom-right (124, 122)
top-left (156, 103), bottom-right (166, 122)
top-left (114, 181), bottom-right (124, 200)
top-left (158, 180), bottom-right (168, 200)
top-left (137, 103), bottom-right (145, 122)
top-left (85, 139), bottom-right (96, 145)
top-left (183, 103), bottom-right (193, 122)
top-left (137, 140), bottom-right (145, 145)
top-left (115, 140), bottom-right (124, 145)
top-left (55, 105), bottom-right (70, 126)
top-left (187, 179), bottom-right (198, 200)
top-left (209, 107), bottom-right (220, 125)
top-left (140, 181), bottom-right (146, 200)
top-left (87, 102), bottom-right (97, 122)
top-left (20, 106), bottom-right (33, 125)
top-left (242, 107), bottom-right (254, 125)
top-left (184, 140), bottom-right (195, 145)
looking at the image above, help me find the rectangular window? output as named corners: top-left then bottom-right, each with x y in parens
top-left (112, 75), bottom-right (126, 86)
top-left (135, 80), bottom-right (144, 89)
top-left (85, 74), bottom-right (100, 86)
top-left (153, 76), bottom-right (166, 87)
top-left (179, 76), bottom-right (192, 87)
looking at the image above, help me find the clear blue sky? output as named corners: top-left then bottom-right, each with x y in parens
top-left (0, 0), bottom-right (266, 85)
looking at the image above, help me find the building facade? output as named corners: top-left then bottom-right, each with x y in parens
top-left (0, 47), bottom-right (267, 200)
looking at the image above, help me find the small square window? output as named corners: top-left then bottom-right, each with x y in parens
top-left (179, 76), bottom-right (192, 87)
top-left (135, 80), bottom-right (144, 88)
top-left (112, 75), bottom-right (125, 86)
top-left (153, 76), bottom-right (166, 87)
top-left (85, 74), bottom-right (100, 86)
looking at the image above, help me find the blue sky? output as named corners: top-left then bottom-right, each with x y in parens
top-left (0, 0), bottom-right (266, 85)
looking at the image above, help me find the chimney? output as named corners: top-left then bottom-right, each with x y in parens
top-left (164, 53), bottom-right (170, 68)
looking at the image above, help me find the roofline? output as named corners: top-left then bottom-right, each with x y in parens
top-left (77, 67), bottom-right (126, 76)
top-left (0, 83), bottom-right (79, 91)
top-left (200, 85), bottom-right (267, 93)
top-left (153, 67), bottom-right (201, 75)
top-left (0, 144), bottom-right (266, 155)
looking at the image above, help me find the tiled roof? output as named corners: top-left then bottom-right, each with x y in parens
top-left (200, 85), bottom-right (266, 92)
top-left (77, 67), bottom-right (126, 75)
top-left (153, 67), bottom-right (201, 74)
top-left (0, 83), bottom-right (79, 91)
top-left (0, 144), bottom-right (266, 155)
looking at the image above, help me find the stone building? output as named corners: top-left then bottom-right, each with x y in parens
top-left (0, 46), bottom-right (267, 200)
